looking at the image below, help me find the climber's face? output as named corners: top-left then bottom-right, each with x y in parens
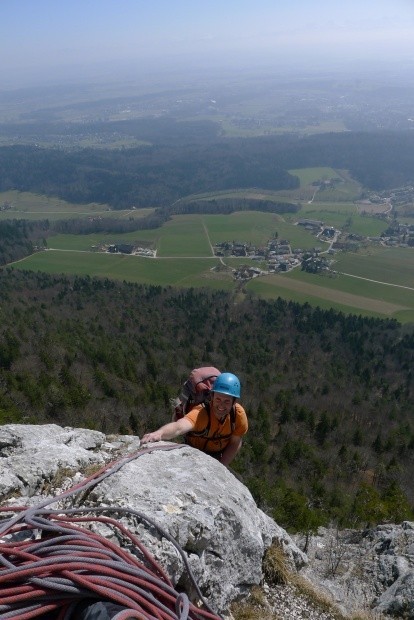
top-left (211, 392), bottom-right (234, 421)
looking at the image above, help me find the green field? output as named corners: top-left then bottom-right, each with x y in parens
top-left (247, 269), bottom-right (414, 323)
top-left (334, 247), bottom-right (414, 288)
top-left (247, 247), bottom-right (414, 322)
top-left (289, 167), bottom-right (339, 187)
top-left (6, 173), bottom-right (414, 323)
top-left (217, 119), bottom-right (347, 138)
top-left (0, 190), bottom-right (153, 221)
top-left (397, 215), bottom-right (414, 226)
top-left (0, 190), bottom-right (108, 220)
top-left (12, 210), bottom-right (414, 323)
top-left (155, 217), bottom-right (212, 257)
top-left (203, 212), bottom-right (318, 249)
top-left (287, 167), bottom-right (359, 199)
top-left (45, 213), bottom-right (320, 255)
top-left (12, 250), bottom-right (231, 288)
top-left (295, 207), bottom-right (388, 237)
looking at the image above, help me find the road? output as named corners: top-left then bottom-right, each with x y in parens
top-left (11, 244), bottom-right (414, 294)
top-left (337, 272), bottom-right (414, 292)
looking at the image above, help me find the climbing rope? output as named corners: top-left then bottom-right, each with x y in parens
top-left (0, 443), bottom-right (223, 620)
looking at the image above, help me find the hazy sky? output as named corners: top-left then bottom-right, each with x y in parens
top-left (1, 0), bottom-right (414, 87)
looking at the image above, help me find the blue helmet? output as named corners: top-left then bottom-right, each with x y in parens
top-left (212, 372), bottom-right (241, 398)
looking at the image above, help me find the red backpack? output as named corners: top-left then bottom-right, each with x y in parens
top-left (172, 367), bottom-right (221, 421)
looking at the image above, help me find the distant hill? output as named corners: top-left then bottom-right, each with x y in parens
top-left (0, 131), bottom-right (413, 208)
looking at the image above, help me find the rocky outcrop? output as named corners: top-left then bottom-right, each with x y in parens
top-left (0, 424), bottom-right (305, 615)
top-left (2, 424), bottom-right (414, 619)
top-left (295, 523), bottom-right (414, 618)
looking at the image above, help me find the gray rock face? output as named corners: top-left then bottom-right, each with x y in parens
top-left (88, 441), bottom-right (306, 611)
top-left (0, 425), bottom-right (306, 614)
top-left (0, 424), bottom-right (108, 497)
top-left (5, 424), bottom-right (413, 618)
top-left (295, 522), bottom-right (414, 618)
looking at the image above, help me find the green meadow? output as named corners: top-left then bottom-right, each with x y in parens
top-left (288, 263), bottom-right (414, 303)
top-left (0, 190), bottom-right (153, 221)
top-left (0, 190), bottom-right (108, 220)
top-left (295, 207), bottom-right (387, 237)
top-left (247, 245), bottom-right (414, 322)
top-left (288, 167), bottom-right (361, 198)
top-left (6, 170), bottom-right (414, 323)
top-left (334, 247), bottom-right (414, 288)
top-left (46, 213), bottom-right (319, 255)
top-left (203, 212), bottom-right (317, 249)
top-left (247, 268), bottom-right (414, 323)
top-left (12, 250), bottom-right (227, 288)
top-left (289, 167), bottom-right (339, 186)
top-left (217, 119), bottom-right (347, 138)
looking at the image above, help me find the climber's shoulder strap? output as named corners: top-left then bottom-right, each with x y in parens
top-left (186, 402), bottom-right (236, 440)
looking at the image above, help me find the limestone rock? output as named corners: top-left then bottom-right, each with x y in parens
top-left (0, 424), bottom-right (109, 497)
top-left (0, 425), bottom-right (305, 614)
top-left (295, 522), bottom-right (414, 618)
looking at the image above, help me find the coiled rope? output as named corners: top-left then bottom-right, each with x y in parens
top-left (0, 443), bottom-right (223, 620)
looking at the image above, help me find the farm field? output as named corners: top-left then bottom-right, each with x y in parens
top-left (247, 270), bottom-right (414, 323)
top-left (397, 214), bottom-right (414, 226)
top-left (0, 190), bottom-right (153, 221)
top-left (0, 190), bottom-right (109, 220)
top-left (154, 217), bottom-right (212, 257)
top-left (185, 166), bottom-right (360, 203)
top-left (182, 168), bottom-right (387, 237)
top-left (216, 119), bottom-right (347, 138)
top-left (248, 247), bottom-right (414, 322)
top-left (289, 167), bottom-right (340, 186)
top-left (5, 170), bottom-right (414, 323)
top-left (288, 263), bottom-right (414, 305)
top-left (334, 247), bottom-right (414, 288)
top-left (46, 213), bottom-right (319, 254)
top-left (12, 250), bottom-right (228, 288)
top-left (12, 208), bottom-right (414, 322)
top-left (48, 216), bottom-right (215, 257)
top-left (202, 212), bottom-right (316, 249)
top-left (296, 208), bottom-right (387, 237)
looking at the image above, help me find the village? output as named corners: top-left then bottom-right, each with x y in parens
top-left (213, 221), bottom-right (341, 282)
top-left (96, 211), bottom-right (414, 284)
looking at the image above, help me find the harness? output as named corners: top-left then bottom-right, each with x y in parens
top-left (186, 402), bottom-right (237, 452)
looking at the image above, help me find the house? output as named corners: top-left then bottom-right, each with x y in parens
top-left (297, 219), bottom-right (324, 228)
top-left (108, 244), bottom-right (135, 254)
top-left (232, 244), bottom-right (247, 257)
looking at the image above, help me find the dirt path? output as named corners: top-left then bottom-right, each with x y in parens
top-left (338, 272), bottom-right (414, 292)
top-left (202, 220), bottom-right (226, 264)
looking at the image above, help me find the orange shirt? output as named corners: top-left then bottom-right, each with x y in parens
top-left (184, 402), bottom-right (248, 453)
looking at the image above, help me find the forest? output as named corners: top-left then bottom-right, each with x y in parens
top-left (168, 197), bottom-right (300, 216)
top-left (1, 120), bottom-right (414, 534)
top-left (1, 128), bottom-right (414, 208)
top-left (0, 219), bottom-right (50, 265)
top-left (1, 269), bottom-right (413, 533)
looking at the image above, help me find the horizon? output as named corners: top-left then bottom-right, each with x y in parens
top-left (1, 0), bottom-right (414, 90)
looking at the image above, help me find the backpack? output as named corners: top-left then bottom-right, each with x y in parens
top-left (172, 366), bottom-right (221, 422)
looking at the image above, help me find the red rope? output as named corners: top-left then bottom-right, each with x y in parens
top-left (0, 444), bottom-right (223, 620)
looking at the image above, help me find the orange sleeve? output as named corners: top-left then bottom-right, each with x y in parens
top-left (234, 403), bottom-right (248, 436)
top-left (184, 404), bottom-right (209, 431)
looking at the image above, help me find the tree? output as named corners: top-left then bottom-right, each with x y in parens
top-left (352, 484), bottom-right (387, 527)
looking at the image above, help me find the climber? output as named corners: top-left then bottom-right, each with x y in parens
top-left (142, 372), bottom-right (248, 465)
